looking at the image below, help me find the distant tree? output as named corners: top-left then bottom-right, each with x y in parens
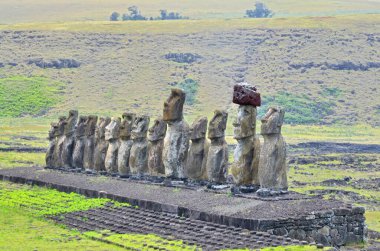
top-left (122, 6), bottom-right (147, 20)
top-left (158, 9), bottom-right (188, 20)
top-left (246, 2), bottom-right (273, 18)
top-left (110, 12), bottom-right (120, 21)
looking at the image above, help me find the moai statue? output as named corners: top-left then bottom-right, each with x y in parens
top-left (45, 122), bottom-right (58, 168)
top-left (118, 113), bottom-right (135, 177)
top-left (52, 116), bottom-right (66, 168)
top-left (186, 117), bottom-right (209, 180)
top-left (162, 88), bottom-right (190, 179)
top-left (72, 116), bottom-right (87, 169)
top-left (147, 118), bottom-right (167, 176)
top-left (230, 83), bottom-right (261, 186)
top-left (93, 117), bottom-right (111, 172)
top-left (258, 107), bottom-right (288, 190)
top-left (83, 115), bottom-right (98, 172)
top-left (105, 117), bottom-right (121, 174)
top-left (129, 116), bottom-right (150, 175)
top-left (61, 110), bottom-right (78, 169)
top-left (206, 110), bottom-right (229, 183)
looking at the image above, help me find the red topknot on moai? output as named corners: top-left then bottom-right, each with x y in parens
top-left (232, 83), bottom-right (261, 107)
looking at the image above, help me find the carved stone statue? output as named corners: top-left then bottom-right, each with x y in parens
top-left (230, 105), bottom-right (261, 185)
top-left (72, 116), bottom-right (87, 169)
top-left (105, 117), bottom-right (121, 174)
top-left (186, 117), bottom-right (209, 180)
top-left (52, 116), bottom-right (66, 168)
top-left (258, 107), bottom-right (288, 190)
top-left (147, 118), bottom-right (167, 176)
top-left (206, 110), bottom-right (229, 183)
top-left (46, 122), bottom-right (58, 168)
top-left (163, 89), bottom-right (190, 179)
top-left (94, 117), bottom-right (111, 172)
top-left (117, 113), bottom-right (135, 177)
top-left (83, 115), bottom-right (98, 172)
top-left (129, 115), bottom-right (150, 175)
top-left (61, 110), bottom-right (78, 169)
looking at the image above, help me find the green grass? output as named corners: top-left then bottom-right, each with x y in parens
top-left (0, 152), bottom-right (45, 169)
top-left (0, 76), bottom-right (65, 117)
top-left (225, 245), bottom-right (328, 251)
top-left (365, 211), bottom-right (380, 233)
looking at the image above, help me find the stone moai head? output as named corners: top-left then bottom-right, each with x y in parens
top-left (163, 88), bottom-right (186, 122)
top-left (131, 116), bottom-right (150, 140)
top-left (233, 106), bottom-right (257, 139)
top-left (105, 117), bottom-right (121, 141)
top-left (63, 110), bottom-right (78, 135)
top-left (55, 116), bottom-right (66, 137)
top-left (49, 122), bottom-right (58, 140)
top-left (84, 115), bottom-right (98, 137)
top-left (208, 110), bottom-right (228, 139)
top-left (119, 113), bottom-right (136, 139)
top-left (261, 107), bottom-right (285, 135)
top-left (190, 117), bottom-right (208, 140)
top-left (95, 117), bottom-right (111, 140)
top-left (75, 116), bottom-right (88, 138)
top-left (148, 118), bottom-right (167, 142)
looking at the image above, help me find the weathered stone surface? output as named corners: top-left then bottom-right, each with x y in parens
top-left (206, 110), bottom-right (228, 183)
top-left (105, 117), bottom-right (121, 174)
top-left (83, 115), bottom-right (98, 171)
top-left (258, 107), bottom-right (288, 190)
top-left (72, 116), bottom-right (87, 169)
top-left (232, 83), bottom-right (261, 107)
top-left (148, 118), bottom-right (167, 176)
top-left (230, 105), bottom-right (260, 185)
top-left (61, 110), bottom-right (78, 169)
top-left (118, 113), bottom-right (135, 176)
top-left (129, 116), bottom-right (150, 175)
top-left (186, 117), bottom-right (209, 180)
top-left (93, 117), bottom-right (111, 172)
top-left (163, 89), bottom-right (190, 179)
top-left (45, 122), bottom-right (58, 168)
top-left (52, 116), bottom-right (66, 168)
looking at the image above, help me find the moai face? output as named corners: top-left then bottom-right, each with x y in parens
top-left (148, 118), bottom-right (166, 142)
top-left (105, 117), bottom-right (121, 141)
top-left (95, 117), bottom-right (111, 140)
top-left (163, 88), bottom-right (186, 122)
top-left (85, 115), bottom-right (98, 137)
top-left (48, 122), bottom-right (58, 140)
top-left (119, 113), bottom-right (136, 139)
top-left (233, 106), bottom-right (257, 139)
top-left (75, 116), bottom-right (87, 138)
top-left (261, 107), bottom-right (285, 135)
top-left (208, 110), bottom-right (228, 139)
top-left (55, 116), bottom-right (66, 137)
top-left (63, 110), bottom-right (78, 135)
top-left (131, 116), bottom-right (150, 140)
top-left (190, 117), bottom-right (208, 140)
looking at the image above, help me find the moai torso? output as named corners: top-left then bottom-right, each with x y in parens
top-left (61, 110), bottom-right (78, 169)
top-left (206, 110), bottom-right (229, 183)
top-left (186, 117), bottom-right (209, 180)
top-left (52, 116), bottom-right (66, 168)
top-left (129, 116), bottom-right (150, 175)
top-left (162, 88), bottom-right (190, 179)
top-left (258, 107), bottom-right (288, 190)
top-left (148, 118), bottom-right (167, 176)
top-left (46, 122), bottom-right (58, 168)
top-left (83, 115), bottom-right (98, 171)
top-left (118, 113), bottom-right (135, 177)
top-left (94, 117), bottom-right (111, 172)
top-left (105, 117), bottom-right (120, 174)
top-left (72, 116), bottom-right (88, 169)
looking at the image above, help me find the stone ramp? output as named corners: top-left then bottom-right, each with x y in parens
top-left (0, 166), bottom-right (366, 246)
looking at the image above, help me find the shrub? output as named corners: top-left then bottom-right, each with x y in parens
top-left (110, 12), bottom-right (120, 21)
top-left (246, 2), bottom-right (273, 18)
top-left (158, 10), bottom-right (188, 20)
top-left (176, 79), bottom-right (199, 106)
top-left (122, 6), bottom-right (147, 21)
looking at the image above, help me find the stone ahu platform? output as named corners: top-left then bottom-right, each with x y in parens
top-left (0, 167), bottom-right (366, 247)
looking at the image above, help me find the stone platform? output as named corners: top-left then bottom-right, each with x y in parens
top-left (0, 166), bottom-right (366, 247)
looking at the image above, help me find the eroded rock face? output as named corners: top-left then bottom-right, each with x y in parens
top-left (232, 83), bottom-right (261, 107)
top-left (258, 107), bottom-right (288, 190)
top-left (230, 105), bottom-right (260, 185)
top-left (46, 122), bottom-right (58, 168)
top-left (118, 113), bottom-right (135, 177)
top-left (52, 116), bottom-right (66, 168)
top-left (148, 118), bottom-right (167, 176)
top-left (93, 117), bottom-right (111, 172)
top-left (83, 115), bottom-right (98, 171)
top-left (105, 117), bottom-right (121, 174)
top-left (129, 116), bottom-right (150, 175)
top-left (61, 110), bottom-right (78, 169)
top-left (163, 89), bottom-right (189, 179)
top-left (206, 110), bottom-right (228, 183)
top-left (186, 117), bottom-right (209, 180)
top-left (72, 116), bottom-right (87, 169)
